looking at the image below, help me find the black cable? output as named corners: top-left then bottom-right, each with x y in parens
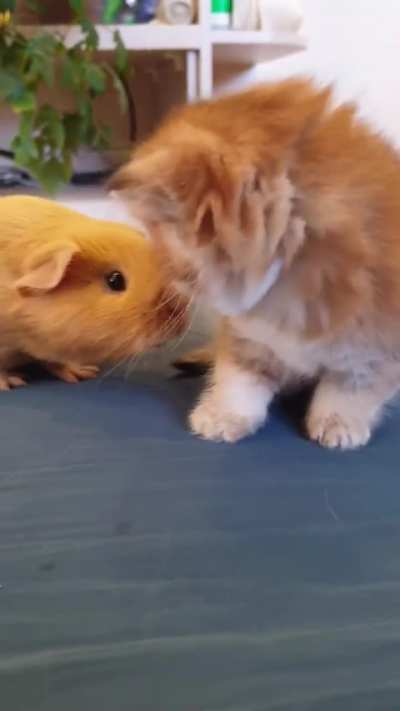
top-left (70, 169), bottom-right (113, 185)
top-left (0, 149), bottom-right (113, 188)
top-left (0, 149), bottom-right (15, 160)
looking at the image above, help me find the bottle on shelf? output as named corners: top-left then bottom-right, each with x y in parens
top-left (135, 0), bottom-right (160, 22)
top-left (211, 0), bottom-right (232, 29)
top-left (102, 0), bottom-right (161, 23)
top-left (102, 0), bottom-right (136, 23)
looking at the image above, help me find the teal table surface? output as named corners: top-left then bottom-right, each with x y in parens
top-left (1, 372), bottom-right (400, 711)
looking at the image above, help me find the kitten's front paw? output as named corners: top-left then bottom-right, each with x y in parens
top-left (190, 398), bottom-right (262, 443)
top-left (307, 412), bottom-right (371, 450)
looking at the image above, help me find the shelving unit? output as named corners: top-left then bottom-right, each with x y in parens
top-left (23, 0), bottom-right (306, 102)
top-left (36, 23), bottom-right (203, 52)
top-left (212, 30), bottom-right (306, 65)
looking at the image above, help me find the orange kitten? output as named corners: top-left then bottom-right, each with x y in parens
top-left (110, 78), bottom-right (400, 449)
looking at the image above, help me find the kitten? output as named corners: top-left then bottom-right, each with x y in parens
top-left (110, 78), bottom-right (400, 449)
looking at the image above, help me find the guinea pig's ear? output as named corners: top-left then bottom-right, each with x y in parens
top-left (15, 241), bottom-right (80, 295)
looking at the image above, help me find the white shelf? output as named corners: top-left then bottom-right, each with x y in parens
top-left (212, 30), bottom-right (306, 64)
top-left (24, 24), bottom-right (203, 51)
top-left (21, 20), bottom-right (306, 99)
top-left (23, 24), bottom-right (304, 62)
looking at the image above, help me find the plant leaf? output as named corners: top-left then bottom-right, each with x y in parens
top-left (0, 70), bottom-right (37, 112)
top-left (36, 105), bottom-right (65, 149)
top-left (113, 30), bottom-right (128, 76)
top-left (63, 112), bottom-right (83, 152)
top-left (0, 1), bottom-right (133, 193)
top-left (61, 54), bottom-right (82, 91)
top-left (27, 54), bottom-right (54, 87)
top-left (31, 157), bottom-right (69, 194)
top-left (12, 115), bottom-right (39, 164)
top-left (84, 63), bottom-right (106, 95)
top-left (94, 125), bottom-right (112, 151)
top-left (24, 35), bottom-right (58, 87)
top-left (0, 1), bottom-right (15, 12)
top-left (68, 0), bottom-right (83, 17)
top-left (80, 18), bottom-right (99, 51)
top-left (77, 97), bottom-right (95, 144)
top-left (10, 86), bottom-right (36, 112)
top-left (105, 64), bottom-right (128, 114)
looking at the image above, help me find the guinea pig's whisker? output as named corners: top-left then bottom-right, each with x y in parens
top-left (161, 295), bottom-right (195, 350)
top-left (159, 299), bottom-right (188, 341)
top-left (167, 298), bottom-right (197, 353)
top-left (155, 291), bottom-right (181, 311)
top-left (146, 289), bottom-right (184, 317)
top-left (100, 356), bottom-right (130, 381)
top-left (124, 351), bottom-right (146, 378)
top-left (98, 290), bottom-right (196, 381)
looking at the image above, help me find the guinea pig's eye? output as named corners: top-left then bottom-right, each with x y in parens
top-left (105, 271), bottom-right (126, 292)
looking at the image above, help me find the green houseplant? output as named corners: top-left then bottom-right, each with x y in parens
top-left (0, 0), bottom-right (130, 192)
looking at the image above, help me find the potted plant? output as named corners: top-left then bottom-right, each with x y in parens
top-left (0, 0), bottom-right (132, 192)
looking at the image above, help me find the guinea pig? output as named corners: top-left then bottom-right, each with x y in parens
top-left (0, 195), bottom-right (188, 390)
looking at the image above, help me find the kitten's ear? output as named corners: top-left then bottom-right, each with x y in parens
top-left (108, 152), bottom-right (179, 224)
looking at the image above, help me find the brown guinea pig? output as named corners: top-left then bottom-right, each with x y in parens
top-left (0, 195), bottom-right (187, 390)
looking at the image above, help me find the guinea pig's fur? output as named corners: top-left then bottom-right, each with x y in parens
top-left (0, 195), bottom-right (187, 389)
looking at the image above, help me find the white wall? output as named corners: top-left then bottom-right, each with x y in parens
top-left (220, 0), bottom-right (400, 147)
top-left (262, 0), bottom-right (400, 146)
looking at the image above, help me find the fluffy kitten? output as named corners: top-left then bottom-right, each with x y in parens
top-left (110, 78), bottom-right (400, 449)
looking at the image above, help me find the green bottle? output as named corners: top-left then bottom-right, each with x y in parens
top-left (211, 0), bottom-right (232, 28)
top-left (102, 0), bottom-right (136, 23)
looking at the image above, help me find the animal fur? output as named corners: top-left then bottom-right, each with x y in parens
top-left (0, 196), bottom-right (186, 389)
top-left (110, 78), bottom-right (400, 449)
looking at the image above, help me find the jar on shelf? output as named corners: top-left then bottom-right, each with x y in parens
top-left (157, 0), bottom-right (194, 25)
top-left (232, 0), bottom-right (259, 30)
top-left (258, 0), bottom-right (303, 33)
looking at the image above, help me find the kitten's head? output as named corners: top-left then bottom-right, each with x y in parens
top-left (110, 140), bottom-right (296, 315)
top-left (109, 81), bottom-right (326, 315)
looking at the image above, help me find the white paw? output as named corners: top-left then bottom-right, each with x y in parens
top-left (307, 412), bottom-right (371, 450)
top-left (189, 398), bottom-right (263, 443)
